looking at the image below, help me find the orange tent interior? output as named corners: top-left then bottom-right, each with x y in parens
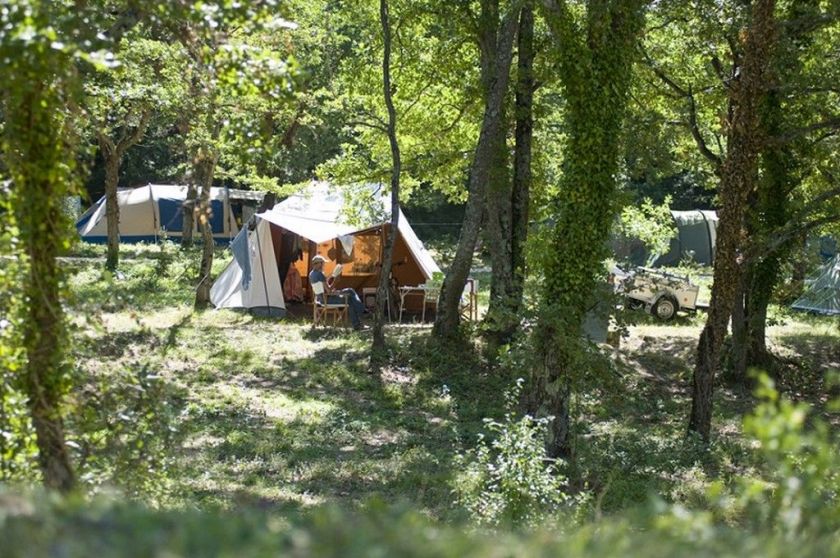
top-left (269, 223), bottom-right (430, 312)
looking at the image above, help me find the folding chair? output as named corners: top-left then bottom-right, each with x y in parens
top-left (459, 278), bottom-right (478, 322)
top-left (311, 281), bottom-right (349, 326)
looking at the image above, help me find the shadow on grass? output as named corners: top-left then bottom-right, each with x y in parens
top-left (166, 328), bottom-right (485, 518)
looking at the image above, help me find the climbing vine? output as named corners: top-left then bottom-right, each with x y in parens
top-left (531, 0), bottom-right (646, 459)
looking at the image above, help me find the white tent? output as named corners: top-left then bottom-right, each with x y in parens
top-left (210, 181), bottom-right (442, 315)
top-left (76, 184), bottom-right (264, 244)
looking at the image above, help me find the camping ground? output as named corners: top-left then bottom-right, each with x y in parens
top-left (60, 244), bottom-right (840, 515)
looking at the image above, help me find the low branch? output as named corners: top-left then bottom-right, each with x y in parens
top-left (347, 120), bottom-right (389, 133)
top-left (115, 109), bottom-right (152, 157)
top-left (771, 116), bottom-right (840, 145)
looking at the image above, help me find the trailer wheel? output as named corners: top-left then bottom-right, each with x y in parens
top-left (652, 296), bottom-right (677, 321)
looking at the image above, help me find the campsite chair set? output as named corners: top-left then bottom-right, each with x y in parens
top-left (312, 273), bottom-right (478, 328)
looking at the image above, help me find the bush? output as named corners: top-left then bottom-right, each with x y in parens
top-left (454, 380), bottom-right (587, 528)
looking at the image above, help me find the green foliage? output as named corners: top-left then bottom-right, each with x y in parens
top-left (717, 373), bottom-right (840, 537)
top-left (614, 196), bottom-right (677, 264)
top-left (67, 362), bottom-right (184, 501)
top-left (455, 380), bottom-right (586, 527)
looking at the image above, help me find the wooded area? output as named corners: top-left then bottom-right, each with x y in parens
top-left (1, 0), bottom-right (839, 555)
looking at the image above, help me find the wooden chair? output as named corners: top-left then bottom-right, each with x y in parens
top-left (459, 278), bottom-right (478, 322)
top-left (421, 271), bottom-right (445, 322)
top-left (311, 281), bottom-right (349, 326)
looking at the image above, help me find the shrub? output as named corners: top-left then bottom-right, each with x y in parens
top-left (454, 379), bottom-right (587, 528)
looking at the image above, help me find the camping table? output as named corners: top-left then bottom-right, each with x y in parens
top-left (398, 286), bottom-right (429, 323)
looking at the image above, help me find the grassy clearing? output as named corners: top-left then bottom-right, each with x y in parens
top-left (61, 245), bottom-right (839, 519)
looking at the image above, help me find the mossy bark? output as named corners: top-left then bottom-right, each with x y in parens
top-left (688, 0), bottom-right (777, 441)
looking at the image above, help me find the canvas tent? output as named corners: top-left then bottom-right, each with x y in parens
top-left (653, 210), bottom-right (718, 266)
top-left (210, 182), bottom-right (442, 315)
top-left (792, 255), bottom-right (840, 316)
top-left (76, 184), bottom-right (265, 244)
top-left (613, 209), bottom-right (719, 267)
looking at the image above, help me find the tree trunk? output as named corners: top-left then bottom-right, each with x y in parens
top-left (727, 266), bottom-right (750, 383)
top-left (98, 112), bottom-right (150, 270)
top-left (9, 87), bottom-right (77, 492)
top-left (510, 2), bottom-right (534, 316)
top-left (433, 6), bottom-right (519, 340)
top-left (688, 0), bottom-right (777, 442)
top-left (372, 0), bottom-right (401, 358)
top-left (193, 154), bottom-right (218, 309)
top-left (182, 183), bottom-right (197, 247)
top-left (481, 2), bottom-right (516, 347)
top-left (103, 150), bottom-right (121, 271)
top-left (535, 0), bottom-right (646, 459)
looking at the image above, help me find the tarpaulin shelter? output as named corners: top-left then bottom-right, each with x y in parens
top-left (210, 182), bottom-right (442, 315)
top-left (76, 184), bottom-right (265, 244)
top-left (792, 255), bottom-right (840, 316)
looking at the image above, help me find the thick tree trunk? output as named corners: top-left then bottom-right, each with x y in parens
top-left (510, 3), bottom-right (534, 315)
top-left (372, 0), bottom-right (401, 357)
top-left (23, 186), bottom-right (76, 492)
top-left (535, 0), bottom-right (646, 460)
top-left (193, 155), bottom-right (218, 309)
top-left (103, 153), bottom-right (121, 271)
top-left (433, 6), bottom-right (519, 339)
top-left (479, 0), bottom-right (516, 348)
top-left (688, 0), bottom-right (777, 441)
top-left (11, 88), bottom-right (77, 492)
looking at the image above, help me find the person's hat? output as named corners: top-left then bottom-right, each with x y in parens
top-left (311, 255), bottom-right (328, 264)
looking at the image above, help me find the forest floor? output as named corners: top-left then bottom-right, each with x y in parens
top-left (64, 244), bottom-right (840, 518)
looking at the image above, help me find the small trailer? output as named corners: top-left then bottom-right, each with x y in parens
top-left (617, 267), bottom-right (700, 321)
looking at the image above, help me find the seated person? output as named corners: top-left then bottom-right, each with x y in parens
top-left (309, 255), bottom-right (366, 330)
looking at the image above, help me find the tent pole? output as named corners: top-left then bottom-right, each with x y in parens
top-left (149, 184), bottom-right (158, 244)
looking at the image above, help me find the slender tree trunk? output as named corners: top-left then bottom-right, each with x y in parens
top-left (194, 153), bottom-right (218, 309)
top-left (97, 111), bottom-right (150, 269)
top-left (372, 0), bottom-right (401, 358)
top-left (688, 0), bottom-right (777, 441)
top-left (182, 183), bottom-right (197, 247)
top-left (510, 2), bottom-right (534, 314)
top-left (433, 7), bottom-right (519, 339)
top-left (103, 150), bottom-right (121, 271)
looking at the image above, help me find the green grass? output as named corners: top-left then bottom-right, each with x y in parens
top-left (52, 243), bottom-right (840, 519)
top-left (2, 242), bottom-right (839, 555)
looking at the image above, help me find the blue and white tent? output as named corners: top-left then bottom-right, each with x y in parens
top-left (76, 184), bottom-right (264, 244)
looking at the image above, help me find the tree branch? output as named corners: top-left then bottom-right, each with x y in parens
top-left (115, 109), bottom-right (152, 157)
top-left (771, 116), bottom-right (840, 145)
top-left (640, 46), bottom-right (723, 169)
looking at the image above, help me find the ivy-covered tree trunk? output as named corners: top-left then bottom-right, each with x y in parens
top-left (510, 2), bottom-right (534, 315)
top-left (727, 0), bottom-right (818, 384)
top-left (193, 152), bottom-right (218, 309)
top-left (5, 83), bottom-right (78, 492)
top-left (433, 3), bottom-right (518, 340)
top-left (688, 0), bottom-right (777, 441)
top-left (534, 0), bottom-right (645, 459)
top-left (372, 0), bottom-right (401, 358)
